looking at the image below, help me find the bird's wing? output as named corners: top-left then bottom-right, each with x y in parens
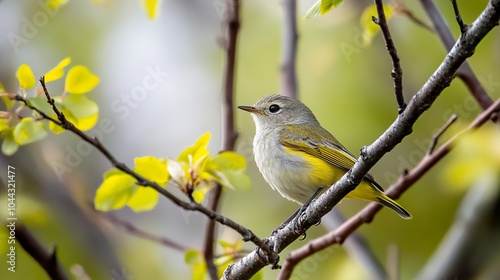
top-left (279, 124), bottom-right (384, 191)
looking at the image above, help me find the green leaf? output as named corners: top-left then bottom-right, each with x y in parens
top-left (61, 107), bottom-right (98, 131)
top-left (1, 128), bottom-right (19, 156)
top-left (103, 168), bottom-right (125, 179)
top-left (127, 187), bottom-right (159, 212)
top-left (16, 64), bottom-right (36, 90)
top-left (27, 95), bottom-right (54, 114)
top-left (65, 65), bottom-right (100, 94)
top-left (177, 132), bottom-right (211, 163)
top-left (360, 4), bottom-right (394, 46)
top-left (13, 118), bottom-right (48, 145)
top-left (0, 82), bottom-right (14, 110)
top-left (184, 249), bottom-right (200, 265)
top-left (142, 0), bottom-right (163, 20)
top-left (207, 151), bottom-right (251, 189)
top-left (192, 184), bottom-right (211, 203)
top-left (211, 151), bottom-right (246, 170)
top-left (72, 112), bottom-right (98, 131)
top-left (46, 0), bottom-right (70, 10)
top-left (62, 94), bottom-right (98, 118)
top-left (124, 156), bottom-right (169, 212)
top-left (133, 156), bottom-right (169, 184)
top-left (209, 169), bottom-right (251, 190)
top-left (48, 116), bottom-right (65, 134)
top-left (183, 249), bottom-right (207, 280)
top-left (94, 173), bottom-right (137, 211)
top-left (45, 57), bottom-right (71, 82)
top-left (0, 119), bottom-right (10, 132)
top-left (303, 0), bottom-right (344, 19)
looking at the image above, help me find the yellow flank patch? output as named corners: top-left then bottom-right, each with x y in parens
top-left (346, 181), bottom-right (379, 201)
top-left (284, 146), bottom-right (342, 187)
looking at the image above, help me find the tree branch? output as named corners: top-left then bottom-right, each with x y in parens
top-left (419, 0), bottom-right (495, 111)
top-left (373, 0), bottom-right (406, 112)
top-left (281, 0), bottom-right (298, 98)
top-left (277, 99), bottom-right (500, 279)
top-left (451, 0), bottom-right (468, 33)
top-left (203, 0), bottom-right (241, 278)
top-left (222, 1), bottom-right (500, 277)
top-left (15, 223), bottom-right (69, 280)
top-left (15, 78), bottom-right (277, 266)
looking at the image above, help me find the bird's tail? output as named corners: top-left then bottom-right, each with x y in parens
top-left (347, 182), bottom-right (412, 219)
top-left (376, 194), bottom-right (412, 220)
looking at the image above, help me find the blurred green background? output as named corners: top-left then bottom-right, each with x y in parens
top-left (0, 0), bottom-right (499, 279)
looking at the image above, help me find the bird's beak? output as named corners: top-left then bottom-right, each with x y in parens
top-left (237, 105), bottom-right (264, 115)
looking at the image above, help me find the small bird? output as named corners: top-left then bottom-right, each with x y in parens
top-left (238, 94), bottom-right (411, 219)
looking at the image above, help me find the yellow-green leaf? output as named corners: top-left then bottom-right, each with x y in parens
top-left (46, 0), bottom-right (70, 10)
top-left (360, 4), bottom-right (394, 46)
top-left (0, 119), bottom-right (9, 132)
top-left (27, 95), bottom-right (54, 114)
top-left (61, 108), bottom-right (98, 131)
top-left (142, 0), bottom-right (163, 20)
top-left (62, 94), bottom-right (98, 118)
top-left (65, 65), bottom-right (100, 94)
top-left (177, 132), bottom-right (211, 164)
top-left (134, 156), bottom-right (169, 184)
top-left (127, 187), bottom-right (159, 212)
top-left (303, 0), bottom-right (344, 19)
top-left (184, 249), bottom-right (201, 265)
top-left (13, 118), bottom-right (47, 145)
top-left (45, 57), bottom-right (71, 83)
top-left (95, 173), bottom-right (137, 211)
top-left (49, 116), bottom-right (64, 134)
top-left (192, 184), bottom-right (211, 203)
top-left (184, 249), bottom-right (207, 280)
top-left (1, 128), bottom-right (19, 156)
top-left (211, 151), bottom-right (246, 170)
top-left (0, 82), bottom-right (14, 110)
top-left (73, 112), bottom-right (98, 131)
top-left (16, 64), bottom-right (36, 90)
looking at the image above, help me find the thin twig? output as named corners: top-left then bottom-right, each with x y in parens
top-left (393, 0), bottom-right (434, 32)
top-left (419, 0), bottom-right (494, 111)
top-left (427, 114), bottom-right (457, 155)
top-left (281, 0), bottom-right (298, 98)
top-left (203, 0), bottom-right (241, 278)
top-left (373, 0), bottom-right (406, 113)
top-left (15, 223), bottom-right (69, 280)
top-left (99, 211), bottom-right (189, 252)
top-left (451, 0), bottom-right (468, 33)
top-left (17, 78), bottom-right (278, 266)
top-left (278, 100), bottom-right (500, 280)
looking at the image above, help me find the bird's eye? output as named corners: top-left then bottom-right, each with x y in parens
top-left (269, 104), bottom-right (281, 113)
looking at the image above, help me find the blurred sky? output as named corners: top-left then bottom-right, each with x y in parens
top-left (0, 0), bottom-right (499, 279)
